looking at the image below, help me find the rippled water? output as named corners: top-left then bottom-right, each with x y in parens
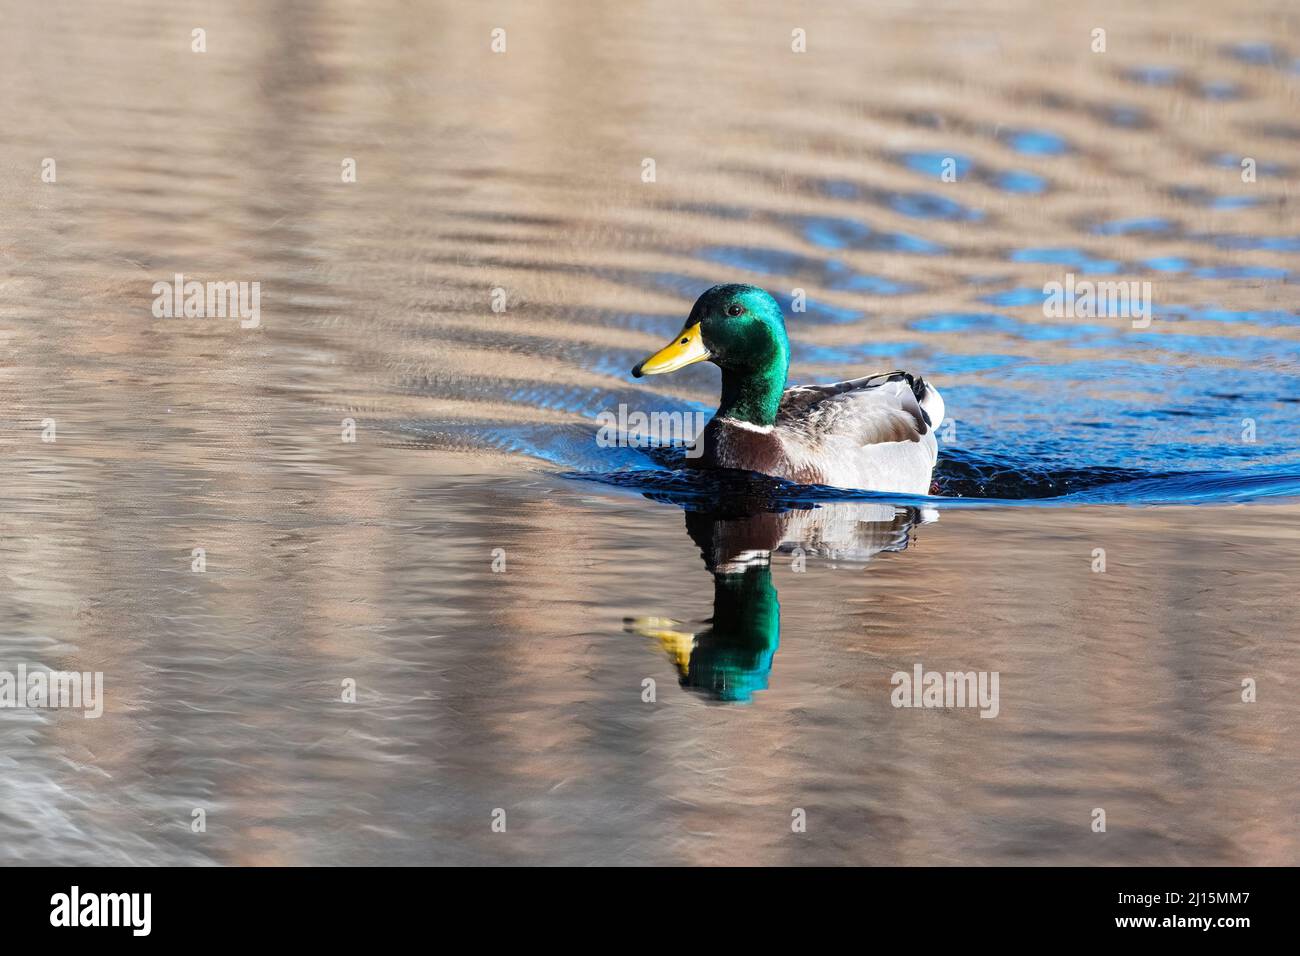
top-left (2, 0), bottom-right (1298, 865)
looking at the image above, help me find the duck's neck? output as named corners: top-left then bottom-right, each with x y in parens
top-left (717, 362), bottom-right (787, 427)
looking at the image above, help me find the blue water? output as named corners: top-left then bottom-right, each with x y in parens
top-left (401, 278), bottom-right (1300, 505)
top-left (403, 282), bottom-right (1300, 507)
top-left (408, 383), bottom-right (1300, 508)
top-left (385, 27), bottom-right (1300, 510)
top-left (431, 333), bottom-right (1295, 505)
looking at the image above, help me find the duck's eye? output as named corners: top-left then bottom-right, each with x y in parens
top-left (726, 304), bottom-right (744, 316)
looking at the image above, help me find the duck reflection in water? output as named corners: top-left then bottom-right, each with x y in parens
top-left (626, 499), bottom-right (932, 703)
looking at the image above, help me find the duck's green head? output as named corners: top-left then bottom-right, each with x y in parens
top-left (631, 284), bottom-right (790, 425)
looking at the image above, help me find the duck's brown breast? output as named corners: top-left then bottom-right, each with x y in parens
top-left (697, 418), bottom-right (808, 480)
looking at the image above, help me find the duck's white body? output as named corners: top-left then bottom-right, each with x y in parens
top-left (698, 372), bottom-right (944, 495)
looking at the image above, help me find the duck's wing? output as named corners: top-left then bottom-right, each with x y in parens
top-left (777, 370), bottom-right (941, 446)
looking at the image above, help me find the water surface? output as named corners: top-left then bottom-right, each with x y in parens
top-left (1, 0), bottom-right (1298, 865)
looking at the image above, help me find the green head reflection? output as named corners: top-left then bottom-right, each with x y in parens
top-left (686, 563), bottom-right (781, 702)
top-left (626, 500), bottom-right (925, 704)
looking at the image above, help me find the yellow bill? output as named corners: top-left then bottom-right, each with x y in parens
top-left (623, 616), bottom-right (696, 679)
top-left (631, 322), bottom-right (709, 377)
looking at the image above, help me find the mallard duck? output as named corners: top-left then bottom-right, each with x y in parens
top-left (631, 284), bottom-right (945, 494)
